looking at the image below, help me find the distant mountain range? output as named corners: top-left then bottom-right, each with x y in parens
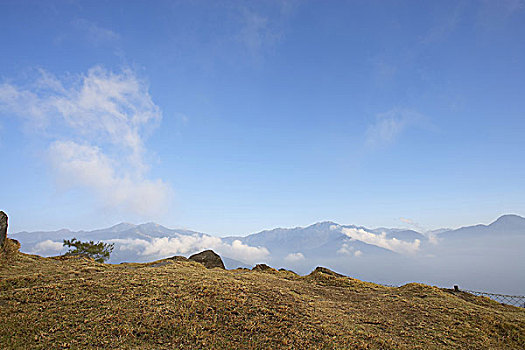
top-left (11, 214), bottom-right (525, 294)
top-left (439, 214), bottom-right (525, 239)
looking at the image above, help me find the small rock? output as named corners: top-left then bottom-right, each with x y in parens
top-left (188, 250), bottom-right (225, 269)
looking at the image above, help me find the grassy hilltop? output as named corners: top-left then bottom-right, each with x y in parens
top-left (1, 238), bottom-right (524, 349)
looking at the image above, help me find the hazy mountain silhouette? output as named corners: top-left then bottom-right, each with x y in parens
top-left (11, 214), bottom-right (525, 293)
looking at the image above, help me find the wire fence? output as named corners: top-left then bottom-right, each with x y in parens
top-left (378, 283), bottom-right (525, 308)
top-left (463, 290), bottom-right (525, 308)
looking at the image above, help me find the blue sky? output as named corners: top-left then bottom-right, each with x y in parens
top-left (0, 0), bottom-right (524, 235)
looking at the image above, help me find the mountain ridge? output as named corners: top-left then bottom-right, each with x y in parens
top-left (14, 214), bottom-right (524, 238)
top-left (10, 214), bottom-right (525, 293)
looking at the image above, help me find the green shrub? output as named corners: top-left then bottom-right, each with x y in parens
top-left (63, 238), bottom-right (114, 263)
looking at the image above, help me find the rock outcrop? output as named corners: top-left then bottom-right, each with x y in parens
top-left (167, 255), bottom-right (189, 263)
top-left (252, 263), bottom-right (277, 273)
top-left (188, 250), bottom-right (225, 269)
top-left (310, 266), bottom-right (345, 278)
top-left (0, 211), bottom-right (7, 250)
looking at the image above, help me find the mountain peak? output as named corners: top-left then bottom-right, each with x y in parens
top-left (308, 221), bottom-right (339, 229)
top-left (490, 214), bottom-right (525, 227)
top-left (107, 222), bottom-right (136, 232)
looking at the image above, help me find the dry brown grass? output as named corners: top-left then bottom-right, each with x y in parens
top-left (1, 238), bottom-right (524, 349)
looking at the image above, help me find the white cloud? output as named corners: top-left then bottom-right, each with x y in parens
top-left (333, 226), bottom-right (421, 255)
top-left (223, 240), bottom-right (270, 264)
top-left (109, 235), bottom-right (270, 265)
top-left (337, 243), bottom-right (354, 255)
top-left (50, 66), bottom-right (160, 169)
top-left (365, 108), bottom-right (424, 148)
top-left (284, 252), bottom-right (305, 262)
top-left (49, 141), bottom-right (170, 217)
top-left (337, 243), bottom-right (363, 257)
top-left (0, 83), bottom-right (51, 130)
top-left (0, 66), bottom-right (170, 217)
top-left (32, 240), bottom-right (64, 254)
top-left (1, 66), bottom-right (161, 166)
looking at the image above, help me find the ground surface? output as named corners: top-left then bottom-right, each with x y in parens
top-left (1, 239), bottom-right (524, 349)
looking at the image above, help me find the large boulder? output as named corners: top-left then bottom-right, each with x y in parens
top-left (188, 250), bottom-right (225, 269)
top-left (0, 211), bottom-right (7, 250)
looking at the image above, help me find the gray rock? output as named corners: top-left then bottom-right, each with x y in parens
top-left (0, 211), bottom-right (7, 250)
top-left (188, 250), bottom-right (225, 269)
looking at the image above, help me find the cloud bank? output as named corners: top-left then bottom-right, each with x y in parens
top-left (31, 240), bottom-right (64, 254)
top-left (332, 225), bottom-right (420, 255)
top-left (109, 235), bottom-right (270, 265)
top-left (0, 66), bottom-right (170, 217)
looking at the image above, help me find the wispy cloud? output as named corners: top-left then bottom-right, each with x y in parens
top-left (399, 217), bottom-right (426, 232)
top-left (421, 3), bottom-right (464, 44)
top-left (109, 235), bottom-right (270, 265)
top-left (0, 66), bottom-right (170, 218)
top-left (238, 9), bottom-right (282, 58)
top-left (54, 19), bottom-right (120, 49)
top-left (478, 0), bottom-right (525, 28)
top-left (365, 108), bottom-right (425, 148)
top-left (49, 141), bottom-right (170, 217)
top-left (332, 225), bottom-right (420, 255)
top-left (399, 217), bottom-right (439, 245)
top-left (73, 19), bottom-right (120, 46)
top-left (234, 1), bottom-right (298, 62)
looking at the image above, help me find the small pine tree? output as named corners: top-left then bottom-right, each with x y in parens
top-left (63, 238), bottom-right (114, 263)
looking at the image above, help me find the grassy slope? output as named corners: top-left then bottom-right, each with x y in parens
top-left (1, 239), bottom-right (524, 349)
